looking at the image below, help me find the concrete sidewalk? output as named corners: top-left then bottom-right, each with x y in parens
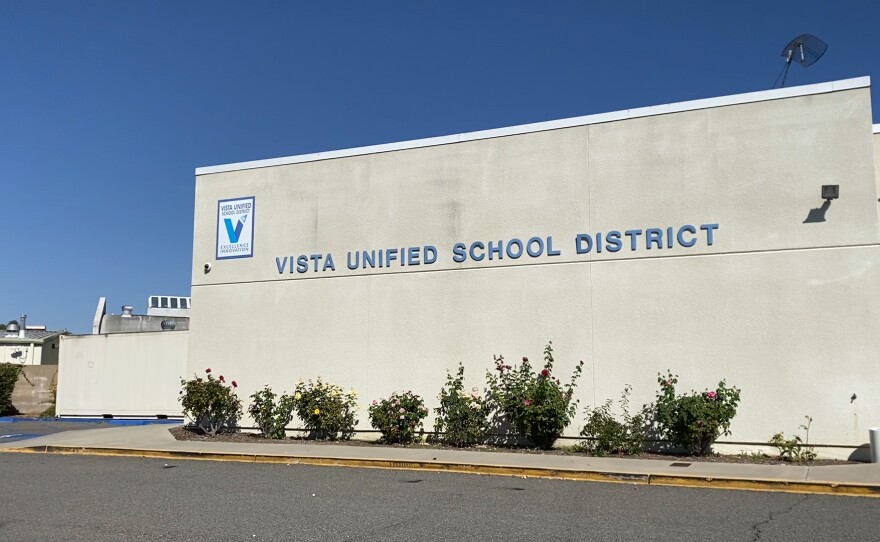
top-left (2, 424), bottom-right (879, 497)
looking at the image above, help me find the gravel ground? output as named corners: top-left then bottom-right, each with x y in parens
top-left (168, 426), bottom-right (854, 466)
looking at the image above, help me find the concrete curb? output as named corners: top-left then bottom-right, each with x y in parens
top-left (4, 445), bottom-right (879, 498)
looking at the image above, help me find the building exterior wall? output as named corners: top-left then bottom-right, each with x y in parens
top-left (188, 80), bottom-right (880, 456)
top-left (57, 332), bottom-right (187, 418)
top-left (40, 336), bottom-right (60, 365)
top-left (0, 343), bottom-right (43, 366)
top-left (100, 315), bottom-right (190, 334)
top-left (873, 129), bottom-right (880, 200)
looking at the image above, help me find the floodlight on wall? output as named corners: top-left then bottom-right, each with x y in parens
top-left (822, 184), bottom-right (839, 200)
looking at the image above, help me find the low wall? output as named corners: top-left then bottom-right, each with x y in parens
top-left (57, 332), bottom-right (187, 418)
top-left (10, 365), bottom-right (57, 415)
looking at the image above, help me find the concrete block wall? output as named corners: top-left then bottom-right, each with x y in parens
top-left (10, 365), bottom-right (57, 415)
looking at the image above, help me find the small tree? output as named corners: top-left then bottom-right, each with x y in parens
top-left (179, 368), bottom-right (242, 436)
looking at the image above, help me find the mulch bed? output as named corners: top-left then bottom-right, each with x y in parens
top-left (168, 427), bottom-right (854, 466)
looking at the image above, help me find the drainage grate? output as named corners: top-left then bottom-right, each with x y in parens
top-left (669, 462), bottom-right (692, 467)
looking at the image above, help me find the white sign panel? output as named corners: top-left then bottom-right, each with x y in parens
top-left (216, 196), bottom-right (255, 260)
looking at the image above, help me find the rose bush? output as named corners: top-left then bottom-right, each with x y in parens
top-left (248, 386), bottom-right (295, 439)
top-left (653, 371), bottom-right (741, 455)
top-left (290, 378), bottom-right (358, 440)
top-left (369, 391), bottom-right (428, 444)
top-left (434, 364), bottom-right (489, 447)
top-left (485, 343), bottom-right (584, 450)
top-left (179, 368), bottom-right (241, 436)
top-left (578, 384), bottom-right (644, 456)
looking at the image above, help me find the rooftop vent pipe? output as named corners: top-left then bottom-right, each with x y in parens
top-left (121, 306), bottom-right (133, 318)
top-left (19, 314), bottom-right (26, 338)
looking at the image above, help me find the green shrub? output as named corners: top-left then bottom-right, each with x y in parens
top-left (485, 343), bottom-right (584, 450)
top-left (578, 385), bottom-right (644, 456)
top-left (653, 371), bottom-right (741, 455)
top-left (369, 391), bottom-right (428, 444)
top-left (39, 373), bottom-right (58, 418)
top-left (0, 363), bottom-right (23, 415)
top-left (770, 415), bottom-right (817, 462)
top-left (248, 386), bottom-right (295, 439)
top-left (434, 364), bottom-right (489, 447)
top-left (291, 378), bottom-right (358, 440)
top-left (179, 368), bottom-right (242, 436)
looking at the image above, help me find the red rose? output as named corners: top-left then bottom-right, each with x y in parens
top-left (205, 368), bottom-right (212, 373)
top-left (219, 375), bottom-right (225, 382)
top-left (541, 369), bottom-right (550, 377)
top-left (231, 381), bottom-right (238, 388)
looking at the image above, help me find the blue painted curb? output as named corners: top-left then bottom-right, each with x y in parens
top-left (0, 417), bottom-right (182, 425)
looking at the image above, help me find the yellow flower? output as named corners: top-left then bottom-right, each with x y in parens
top-left (314, 408), bottom-right (320, 415)
top-left (294, 392), bottom-right (302, 400)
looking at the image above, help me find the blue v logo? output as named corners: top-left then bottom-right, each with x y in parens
top-left (224, 215), bottom-right (248, 243)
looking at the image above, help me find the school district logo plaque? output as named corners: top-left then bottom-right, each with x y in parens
top-left (216, 196), bottom-right (255, 260)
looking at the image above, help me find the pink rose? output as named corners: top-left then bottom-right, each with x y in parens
top-left (707, 390), bottom-right (717, 400)
top-left (523, 399), bottom-right (532, 406)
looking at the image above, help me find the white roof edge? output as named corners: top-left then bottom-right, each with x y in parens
top-left (196, 76), bottom-right (871, 176)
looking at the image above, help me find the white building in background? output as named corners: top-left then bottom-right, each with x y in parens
top-left (90, 296), bottom-right (190, 334)
top-left (146, 295), bottom-right (192, 318)
top-left (57, 297), bottom-right (190, 419)
top-left (0, 322), bottom-right (64, 366)
top-left (185, 76), bottom-right (880, 458)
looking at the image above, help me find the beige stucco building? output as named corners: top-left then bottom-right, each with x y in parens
top-left (188, 77), bottom-right (880, 458)
top-left (1, 328), bottom-right (63, 366)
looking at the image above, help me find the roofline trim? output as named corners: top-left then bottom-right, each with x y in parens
top-left (0, 334), bottom-right (63, 344)
top-left (196, 76), bottom-right (871, 176)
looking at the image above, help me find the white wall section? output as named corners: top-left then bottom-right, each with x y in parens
top-left (189, 79), bottom-right (880, 458)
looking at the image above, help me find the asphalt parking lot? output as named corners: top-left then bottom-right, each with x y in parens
top-left (0, 419), bottom-right (122, 444)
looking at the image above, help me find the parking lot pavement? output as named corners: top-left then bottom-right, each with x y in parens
top-left (0, 419), bottom-right (122, 444)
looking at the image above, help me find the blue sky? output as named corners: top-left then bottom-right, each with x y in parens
top-left (3, 1), bottom-right (879, 333)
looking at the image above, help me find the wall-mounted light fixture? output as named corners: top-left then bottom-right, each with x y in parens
top-left (821, 184), bottom-right (839, 200)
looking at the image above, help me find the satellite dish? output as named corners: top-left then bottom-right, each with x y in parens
top-left (777, 34), bottom-right (828, 88)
